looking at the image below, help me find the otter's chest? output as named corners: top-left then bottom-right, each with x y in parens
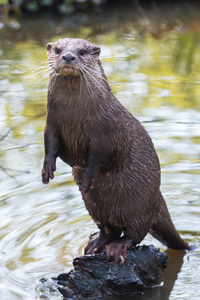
top-left (57, 118), bottom-right (90, 167)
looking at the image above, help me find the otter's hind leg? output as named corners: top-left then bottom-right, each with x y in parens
top-left (150, 190), bottom-right (189, 250)
top-left (85, 226), bottom-right (121, 255)
top-left (105, 236), bottom-right (133, 262)
top-left (105, 223), bottom-right (150, 262)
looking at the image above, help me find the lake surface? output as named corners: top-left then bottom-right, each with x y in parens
top-left (0, 2), bottom-right (200, 299)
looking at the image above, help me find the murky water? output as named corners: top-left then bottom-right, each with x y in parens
top-left (0, 3), bottom-right (200, 300)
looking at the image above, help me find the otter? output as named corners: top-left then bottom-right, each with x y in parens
top-left (42, 38), bottom-right (189, 262)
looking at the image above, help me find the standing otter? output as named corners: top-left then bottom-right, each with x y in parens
top-left (42, 38), bottom-right (189, 261)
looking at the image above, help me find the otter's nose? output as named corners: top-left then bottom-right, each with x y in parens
top-left (62, 54), bottom-right (75, 63)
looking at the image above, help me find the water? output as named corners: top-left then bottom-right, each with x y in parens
top-left (0, 3), bottom-right (200, 299)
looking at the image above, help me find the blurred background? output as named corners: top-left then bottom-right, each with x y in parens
top-left (0, 1), bottom-right (200, 299)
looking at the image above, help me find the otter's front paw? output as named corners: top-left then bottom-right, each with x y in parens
top-left (79, 177), bottom-right (94, 193)
top-left (42, 159), bottom-right (56, 184)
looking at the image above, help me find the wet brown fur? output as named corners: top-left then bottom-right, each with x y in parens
top-left (42, 38), bottom-right (189, 259)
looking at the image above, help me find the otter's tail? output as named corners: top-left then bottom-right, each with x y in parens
top-left (150, 190), bottom-right (189, 250)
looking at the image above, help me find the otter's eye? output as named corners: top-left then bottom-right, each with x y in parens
top-left (79, 49), bottom-right (85, 56)
top-left (55, 48), bottom-right (62, 55)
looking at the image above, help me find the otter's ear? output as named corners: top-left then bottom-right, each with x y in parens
top-left (93, 46), bottom-right (101, 56)
top-left (47, 43), bottom-right (53, 52)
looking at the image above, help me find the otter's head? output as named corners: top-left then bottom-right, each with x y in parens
top-left (47, 38), bottom-right (101, 77)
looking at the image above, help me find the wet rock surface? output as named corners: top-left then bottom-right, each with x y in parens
top-left (56, 245), bottom-right (169, 299)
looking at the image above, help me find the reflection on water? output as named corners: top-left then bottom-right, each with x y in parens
top-left (0, 2), bottom-right (200, 300)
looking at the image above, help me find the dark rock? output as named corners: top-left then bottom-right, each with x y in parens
top-left (56, 245), bottom-right (169, 299)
